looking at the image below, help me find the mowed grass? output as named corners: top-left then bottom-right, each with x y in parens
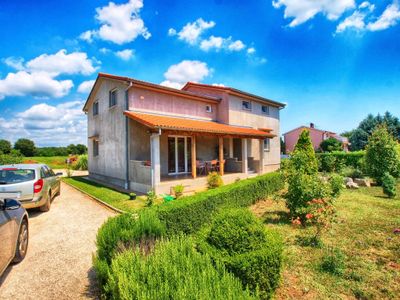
top-left (24, 156), bottom-right (68, 169)
top-left (251, 183), bottom-right (400, 299)
top-left (62, 176), bottom-right (162, 212)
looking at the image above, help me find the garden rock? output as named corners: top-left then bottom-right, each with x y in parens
top-left (354, 178), bottom-right (371, 187)
top-left (346, 181), bottom-right (359, 189)
top-left (344, 177), bottom-right (353, 185)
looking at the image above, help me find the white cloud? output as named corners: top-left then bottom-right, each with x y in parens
top-left (0, 101), bottom-right (87, 146)
top-left (212, 83), bottom-right (225, 87)
top-left (160, 60), bottom-right (212, 89)
top-left (247, 47), bottom-right (256, 54)
top-left (3, 57), bottom-right (25, 70)
top-left (115, 49), bottom-right (134, 60)
top-left (228, 40), bottom-right (245, 51)
top-left (0, 71), bottom-right (73, 100)
top-left (26, 49), bottom-right (98, 76)
top-left (172, 18), bottom-right (215, 44)
top-left (79, 30), bottom-right (96, 43)
top-left (273, 0), bottom-right (355, 27)
top-left (99, 47), bottom-right (111, 54)
top-left (77, 80), bottom-right (95, 94)
top-left (81, 0), bottom-right (150, 45)
top-left (367, 2), bottom-right (400, 31)
top-left (336, 2), bottom-right (375, 32)
top-left (200, 36), bottom-right (224, 51)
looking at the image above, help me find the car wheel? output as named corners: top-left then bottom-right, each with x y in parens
top-left (39, 192), bottom-right (51, 212)
top-left (13, 218), bottom-right (29, 263)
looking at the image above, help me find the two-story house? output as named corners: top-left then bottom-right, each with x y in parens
top-left (83, 73), bottom-right (285, 194)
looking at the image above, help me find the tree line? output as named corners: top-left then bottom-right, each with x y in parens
top-left (0, 138), bottom-right (87, 157)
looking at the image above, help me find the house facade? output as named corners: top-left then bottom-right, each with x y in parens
top-left (83, 73), bottom-right (285, 194)
top-left (283, 123), bottom-right (349, 153)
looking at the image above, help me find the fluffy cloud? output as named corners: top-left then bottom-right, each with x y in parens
top-left (115, 49), bottom-right (134, 60)
top-left (169, 18), bottom-right (215, 44)
top-left (336, 1), bottom-right (400, 33)
top-left (3, 57), bottom-right (25, 71)
top-left (228, 40), bottom-right (246, 51)
top-left (81, 0), bottom-right (151, 45)
top-left (26, 49), bottom-right (98, 76)
top-left (247, 47), bottom-right (256, 54)
top-left (200, 36), bottom-right (245, 52)
top-left (160, 60), bottom-right (211, 89)
top-left (273, 0), bottom-right (355, 27)
top-left (77, 80), bottom-right (95, 94)
top-left (367, 2), bottom-right (400, 31)
top-left (0, 101), bottom-right (87, 146)
top-left (0, 71), bottom-right (73, 100)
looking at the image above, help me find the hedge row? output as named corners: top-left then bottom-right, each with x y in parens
top-left (316, 151), bottom-right (365, 172)
top-left (155, 172), bottom-right (285, 235)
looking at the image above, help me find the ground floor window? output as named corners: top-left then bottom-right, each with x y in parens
top-left (264, 139), bottom-right (270, 152)
top-left (93, 140), bottom-right (99, 156)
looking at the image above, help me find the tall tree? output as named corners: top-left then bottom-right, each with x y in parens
top-left (0, 139), bottom-right (12, 154)
top-left (14, 138), bottom-right (36, 157)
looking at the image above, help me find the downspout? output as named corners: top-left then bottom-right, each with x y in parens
top-left (124, 81), bottom-right (133, 190)
top-left (150, 128), bottom-right (162, 190)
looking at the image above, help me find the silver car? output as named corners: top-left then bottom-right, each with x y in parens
top-left (0, 198), bottom-right (29, 276)
top-left (0, 164), bottom-right (61, 212)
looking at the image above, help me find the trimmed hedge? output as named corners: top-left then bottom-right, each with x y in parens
top-left (107, 236), bottom-right (256, 300)
top-left (197, 209), bottom-right (283, 299)
top-left (317, 151), bottom-right (365, 173)
top-left (155, 172), bottom-right (284, 235)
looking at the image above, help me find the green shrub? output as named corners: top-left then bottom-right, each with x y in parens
top-left (0, 152), bottom-right (23, 165)
top-left (365, 125), bottom-right (400, 184)
top-left (382, 172), bottom-right (397, 198)
top-left (107, 236), bottom-right (255, 300)
top-left (319, 137), bottom-right (343, 152)
top-left (155, 172), bottom-right (284, 235)
top-left (207, 171), bottom-right (223, 189)
top-left (316, 151), bottom-right (365, 172)
top-left (329, 174), bottom-right (344, 198)
top-left (172, 184), bottom-right (184, 198)
top-left (340, 166), bottom-right (364, 179)
top-left (207, 209), bottom-right (269, 255)
top-left (292, 130), bottom-right (319, 174)
top-left (146, 190), bottom-right (156, 207)
top-left (319, 247), bottom-right (346, 276)
top-left (73, 154), bottom-right (88, 170)
top-left (198, 209), bottom-right (283, 299)
top-left (318, 154), bottom-right (338, 173)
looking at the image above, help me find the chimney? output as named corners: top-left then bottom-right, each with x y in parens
top-left (310, 123), bottom-right (315, 129)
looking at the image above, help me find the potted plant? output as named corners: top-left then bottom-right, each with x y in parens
top-left (173, 184), bottom-right (184, 198)
top-left (129, 192), bottom-right (137, 200)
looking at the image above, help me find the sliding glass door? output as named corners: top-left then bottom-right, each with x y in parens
top-left (168, 136), bottom-right (192, 174)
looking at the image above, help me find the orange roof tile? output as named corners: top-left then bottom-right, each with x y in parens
top-left (124, 111), bottom-right (275, 139)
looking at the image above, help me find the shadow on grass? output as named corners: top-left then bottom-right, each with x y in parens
top-left (262, 210), bottom-right (291, 225)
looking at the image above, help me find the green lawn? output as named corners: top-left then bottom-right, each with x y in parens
top-left (62, 176), bottom-right (162, 212)
top-left (24, 156), bottom-right (68, 169)
top-left (251, 183), bottom-right (400, 299)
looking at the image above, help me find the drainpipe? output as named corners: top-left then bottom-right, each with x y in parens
top-left (124, 81), bottom-right (133, 190)
top-left (150, 128), bottom-right (162, 191)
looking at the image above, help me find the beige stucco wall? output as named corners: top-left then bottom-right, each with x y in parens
top-left (227, 94), bottom-right (281, 166)
top-left (87, 79), bottom-right (128, 184)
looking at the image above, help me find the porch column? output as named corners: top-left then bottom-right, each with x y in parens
top-left (219, 137), bottom-right (224, 175)
top-left (259, 139), bottom-right (265, 175)
top-left (150, 133), bottom-right (161, 189)
top-left (191, 135), bottom-right (197, 178)
top-left (241, 138), bottom-right (248, 174)
top-left (229, 138), bottom-right (234, 158)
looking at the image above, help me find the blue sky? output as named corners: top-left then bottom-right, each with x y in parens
top-left (0, 0), bottom-right (399, 146)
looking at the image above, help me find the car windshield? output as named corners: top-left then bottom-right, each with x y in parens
top-left (0, 169), bottom-right (35, 184)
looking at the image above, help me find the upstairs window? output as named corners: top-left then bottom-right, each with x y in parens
top-left (93, 101), bottom-right (99, 116)
top-left (93, 140), bottom-right (99, 157)
top-left (109, 89), bottom-right (117, 107)
top-left (263, 139), bottom-right (270, 152)
top-left (206, 105), bottom-right (212, 113)
top-left (242, 100), bottom-right (252, 111)
top-left (261, 105), bottom-right (270, 115)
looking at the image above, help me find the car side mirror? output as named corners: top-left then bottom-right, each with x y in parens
top-left (4, 199), bottom-right (21, 210)
top-left (55, 172), bottom-right (63, 176)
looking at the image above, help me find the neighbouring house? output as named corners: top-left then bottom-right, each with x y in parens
top-left (283, 123), bottom-right (349, 153)
top-left (83, 73), bottom-right (286, 194)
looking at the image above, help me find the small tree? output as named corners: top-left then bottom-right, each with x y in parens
top-left (14, 138), bottom-right (36, 157)
top-left (382, 172), bottom-right (397, 198)
top-left (365, 125), bottom-right (400, 184)
top-left (0, 139), bottom-right (12, 154)
top-left (320, 138), bottom-right (342, 152)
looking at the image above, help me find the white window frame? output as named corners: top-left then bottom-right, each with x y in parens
top-left (93, 100), bottom-right (99, 116)
top-left (242, 100), bottom-right (252, 111)
top-left (263, 139), bottom-right (270, 152)
top-left (93, 140), bottom-right (99, 157)
top-left (109, 89), bottom-right (117, 108)
top-left (168, 135), bottom-right (191, 175)
top-left (261, 105), bottom-right (270, 115)
top-left (206, 105), bottom-right (213, 113)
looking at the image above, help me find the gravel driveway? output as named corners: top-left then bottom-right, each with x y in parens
top-left (0, 182), bottom-right (116, 299)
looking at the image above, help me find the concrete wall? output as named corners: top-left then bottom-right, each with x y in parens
top-left (129, 120), bottom-right (150, 161)
top-left (129, 86), bottom-right (217, 121)
top-left (87, 79), bottom-right (128, 186)
top-left (227, 94), bottom-right (281, 167)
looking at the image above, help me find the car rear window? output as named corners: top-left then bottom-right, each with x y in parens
top-left (0, 169), bottom-right (36, 184)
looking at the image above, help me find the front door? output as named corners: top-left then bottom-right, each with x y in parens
top-left (168, 136), bottom-right (191, 174)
